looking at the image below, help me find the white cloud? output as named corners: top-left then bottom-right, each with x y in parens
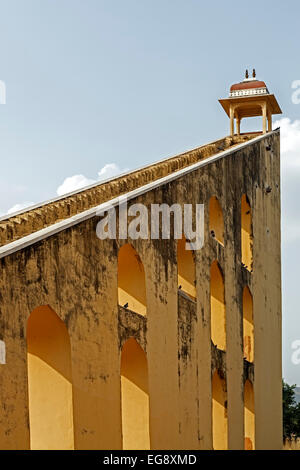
top-left (56, 174), bottom-right (95, 196)
top-left (98, 163), bottom-right (127, 181)
top-left (1, 163), bottom-right (129, 216)
top-left (274, 118), bottom-right (300, 243)
top-left (274, 117), bottom-right (300, 169)
top-left (56, 163), bottom-right (129, 196)
top-left (6, 201), bottom-right (35, 215)
top-left (275, 118), bottom-right (300, 384)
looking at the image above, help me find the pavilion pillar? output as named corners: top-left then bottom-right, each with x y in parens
top-left (236, 116), bottom-right (241, 135)
top-left (267, 110), bottom-right (272, 132)
top-left (230, 105), bottom-right (234, 136)
top-left (262, 102), bottom-right (267, 134)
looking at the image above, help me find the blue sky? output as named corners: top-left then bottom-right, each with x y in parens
top-left (0, 0), bottom-right (300, 383)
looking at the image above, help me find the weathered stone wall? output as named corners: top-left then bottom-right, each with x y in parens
top-left (118, 307), bottom-right (147, 353)
top-left (177, 292), bottom-right (198, 449)
top-left (0, 131), bottom-right (282, 449)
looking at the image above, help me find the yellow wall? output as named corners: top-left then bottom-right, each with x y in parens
top-left (27, 305), bottom-right (74, 450)
top-left (252, 137), bottom-right (282, 449)
top-left (121, 338), bottom-right (150, 450)
top-left (0, 132), bottom-right (282, 450)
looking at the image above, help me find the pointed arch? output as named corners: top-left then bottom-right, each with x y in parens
top-left (212, 371), bottom-right (228, 450)
top-left (118, 244), bottom-right (147, 316)
top-left (209, 197), bottom-right (224, 245)
top-left (241, 194), bottom-right (253, 271)
top-left (27, 305), bottom-right (74, 450)
top-left (120, 338), bottom-right (150, 450)
top-left (210, 261), bottom-right (226, 351)
top-left (177, 236), bottom-right (196, 299)
top-left (243, 286), bottom-right (254, 363)
top-left (244, 380), bottom-right (255, 450)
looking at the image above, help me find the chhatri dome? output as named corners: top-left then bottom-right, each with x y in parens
top-left (230, 69), bottom-right (268, 97)
top-left (219, 69), bottom-right (282, 136)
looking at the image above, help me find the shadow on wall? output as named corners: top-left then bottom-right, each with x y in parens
top-left (118, 244), bottom-right (147, 316)
top-left (177, 236), bottom-right (196, 300)
top-left (209, 196), bottom-right (224, 246)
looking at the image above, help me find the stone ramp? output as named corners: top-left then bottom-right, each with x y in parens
top-left (0, 134), bottom-right (253, 247)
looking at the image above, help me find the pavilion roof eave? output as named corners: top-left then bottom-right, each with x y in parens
top-left (219, 95), bottom-right (282, 117)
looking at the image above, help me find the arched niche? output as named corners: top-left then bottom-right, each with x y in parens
top-left (177, 236), bottom-right (196, 300)
top-left (209, 197), bottom-right (224, 245)
top-left (27, 305), bottom-right (74, 450)
top-left (241, 194), bottom-right (253, 271)
top-left (120, 338), bottom-right (150, 450)
top-left (211, 261), bottom-right (226, 351)
top-left (118, 244), bottom-right (147, 316)
top-left (243, 286), bottom-right (254, 363)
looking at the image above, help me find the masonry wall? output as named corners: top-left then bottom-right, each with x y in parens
top-left (0, 132), bottom-right (282, 449)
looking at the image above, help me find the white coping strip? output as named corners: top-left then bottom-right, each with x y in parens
top-left (0, 129), bottom-right (279, 260)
